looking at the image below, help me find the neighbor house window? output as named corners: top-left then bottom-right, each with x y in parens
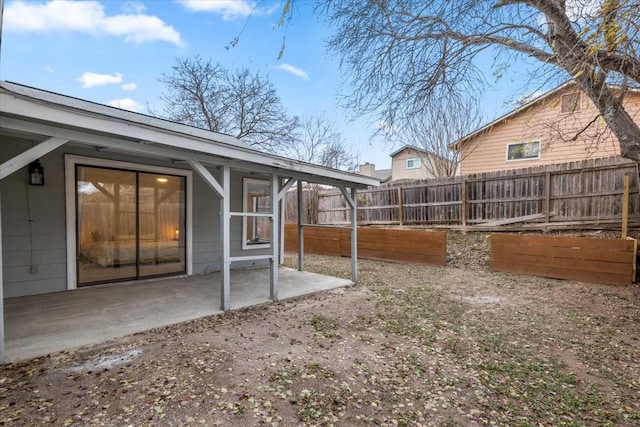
top-left (406, 158), bottom-right (421, 169)
top-left (561, 93), bottom-right (580, 113)
top-left (242, 178), bottom-right (271, 250)
top-left (506, 141), bottom-right (541, 161)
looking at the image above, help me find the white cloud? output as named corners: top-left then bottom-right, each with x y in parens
top-left (123, 1), bottom-right (146, 14)
top-left (78, 72), bottom-right (123, 88)
top-left (43, 66), bottom-right (55, 73)
top-left (108, 98), bottom-right (144, 112)
top-left (274, 63), bottom-right (309, 81)
top-left (178, 0), bottom-right (256, 20)
top-left (4, 0), bottom-right (183, 46)
top-left (121, 82), bottom-right (138, 91)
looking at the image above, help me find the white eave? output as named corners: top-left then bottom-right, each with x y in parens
top-left (0, 81), bottom-right (379, 189)
top-left (450, 81), bottom-right (640, 151)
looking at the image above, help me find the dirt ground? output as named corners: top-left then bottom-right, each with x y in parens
top-left (1, 231), bottom-right (639, 426)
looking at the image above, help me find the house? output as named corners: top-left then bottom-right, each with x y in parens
top-left (357, 162), bottom-right (392, 183)
top-left (359, 145), bottom-right (458, 183)
top-left (453, 82), bottom-right (640, 175)
top-left (0, 81), bottom-right (379, 361)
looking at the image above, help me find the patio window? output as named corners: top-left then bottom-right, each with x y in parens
top-left (506, 141), bottom-right (540, 161)
top-left (406, 158), bottom-right (420, 169)
top-left (242, 178), bottom-right (271, 250)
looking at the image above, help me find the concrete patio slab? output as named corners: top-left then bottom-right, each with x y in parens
top-left (4, 267), bottom-right (352, 363)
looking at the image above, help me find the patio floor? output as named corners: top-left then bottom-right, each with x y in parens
top-left (4, 267), bottom-right (352, 362)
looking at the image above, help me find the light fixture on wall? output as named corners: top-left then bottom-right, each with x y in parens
top-left (29, 160), bottom-right (45, 186)
top-left (175, 227), bottom-right (179, 240)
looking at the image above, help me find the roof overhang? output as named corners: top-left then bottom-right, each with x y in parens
top-left (449, 81), bottom-right (640, 151)
top-left (0, 81), bottom-right (379, 189)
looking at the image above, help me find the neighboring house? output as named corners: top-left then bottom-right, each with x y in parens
top-left (359, 145), bottom-right (458, 183)
top-left (0, 81), bottom-right (378, 359)
top-left (358, 162), bottom-right (392, 183)
top-left (453, 82), bottom-right (640, 175)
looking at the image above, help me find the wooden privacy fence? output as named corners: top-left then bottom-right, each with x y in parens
top-left (490, 234), bottom-right (637, 286)
top-left (286, 157), bottom-right (639, 228)
top-left (284, 224), bottom-right (447, 266)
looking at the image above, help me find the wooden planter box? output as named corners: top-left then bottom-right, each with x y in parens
top-left (490, 234), bottom-right (637, 285)
top-left (285, 224), bottom-right (447, 266)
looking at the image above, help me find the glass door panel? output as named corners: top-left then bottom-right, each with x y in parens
top-left (76, 166), bottom-right (186, 285)
top-left (138, 173), bottom-right (186, 277)
top-left (77, 166), bottom-right (137, 285)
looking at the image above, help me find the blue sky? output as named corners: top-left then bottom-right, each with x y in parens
top-left (0, 0), bottom-right (537, 169)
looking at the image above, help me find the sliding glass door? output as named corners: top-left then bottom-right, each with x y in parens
top-left (76, 165), bottom-right (186, 286)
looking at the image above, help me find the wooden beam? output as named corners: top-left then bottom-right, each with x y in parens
top-left (270, 174), bottom-right (280, 301)
top-left (187, 160), bottom-right (223, 197)
top-left (480, 212), bottom-right (551, 227)
top-left (461, 178), bottom-right (467, 227)
top-left (622, 175), bottom-right (630, 239)
top-left (339, 186), bottom-right (356, 210)
top-left (350, 187), bottom-right (358, 283)
top-left (0, 194), bottom-right (4, 362)
top-left (297, 183), bottom-right (304, 271)
top-left (0, 137), bottom-right (68, 180)
top-left (397, 187), bottom-right (404, 226)
top-left (278, 177), bottom-right (296, 200)
top-left (544, 171), bottom-right (551, 222)
top-left (0, 116), bottom-right (377, 189)
top-left (220, 166), bottom-right (231, 311)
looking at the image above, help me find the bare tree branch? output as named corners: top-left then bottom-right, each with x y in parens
top-left (159, 56), bottom-right (298, 154)
top-left (314, 0), bottom-right (640, 162)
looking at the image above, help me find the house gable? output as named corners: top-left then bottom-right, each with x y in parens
top-left (457, 83), bottom-right (640, 174)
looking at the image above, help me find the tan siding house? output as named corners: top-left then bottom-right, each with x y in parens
top-left (390, 146), bottom-right (433, 181)
top-left (455, 83), bottom-right (640, 175)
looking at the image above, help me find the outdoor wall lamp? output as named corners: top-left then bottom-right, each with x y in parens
top-left (29, 160), bottom-right (45, 186)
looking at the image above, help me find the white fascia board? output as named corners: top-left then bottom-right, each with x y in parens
top-left (1, 116), bottom-right (379, 189)
top-left (1, 81), bottom-right (248, 149)
top-left (1, 91), bottom-right (379, 189)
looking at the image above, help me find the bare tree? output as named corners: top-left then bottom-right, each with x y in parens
top-left (159, 56), bottom-right (299, 153)
top-left (393, 95), bottom-right (484, 177)
top-left (312, 0), bottom-right (640, 163)
top-left (291, 113), bottom-right (358, 171)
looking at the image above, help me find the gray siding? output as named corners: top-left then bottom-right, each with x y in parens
top-left (2, 136), bottom-right (272, 298)
top-left (1, 137), bottom-right (67, 297)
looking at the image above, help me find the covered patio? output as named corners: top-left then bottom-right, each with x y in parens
top-left (0, 81), bottom-right (379, 363)
top-left (4, 266), bottom-right (352, 362)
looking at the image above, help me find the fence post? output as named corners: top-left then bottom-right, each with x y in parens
top-left (461, 178), bottom-right (467, 226)
top-left (544, 171), bottom-right (551, 223)
top-left (622, 174), bottom-right (630, 239)
top-left (397, 187), bottom-right (404, 226)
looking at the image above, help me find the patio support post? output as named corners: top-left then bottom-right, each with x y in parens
top-left (270, 174), bottom-right (280, 300)
top-left (186, 160), bottom-right (230, 311)
top-left (0, 194), bottom-right (4, 362)
top-left (220, 166), bottom-right (231, 311)
top-left (277, 178), bottom-right (296, 266)
top-left (339, 186), bottom-right (358, 283)
top-left (350, 187), bottom-right (358, 283)
top-left (297, 182), bottom-right (304, 271)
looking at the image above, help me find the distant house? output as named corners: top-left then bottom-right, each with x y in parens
top-left (358, 162), bottom-right (392, 183)
top-left (453, 82), bottom-right (640, 175)
top-left (359, 145), bottom-right (458, 183)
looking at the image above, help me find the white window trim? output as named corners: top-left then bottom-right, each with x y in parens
top-left (505, 141), bottom-right (541, 162)
top-left (64, 154), bottom-right (193, 290)
top-left (405, 158), bottom-right (421, 169)
top-left (242, 178), bottom-right (271, 250)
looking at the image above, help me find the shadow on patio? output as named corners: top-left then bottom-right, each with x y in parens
top-left (5, 267), bottom-right (352, 362)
